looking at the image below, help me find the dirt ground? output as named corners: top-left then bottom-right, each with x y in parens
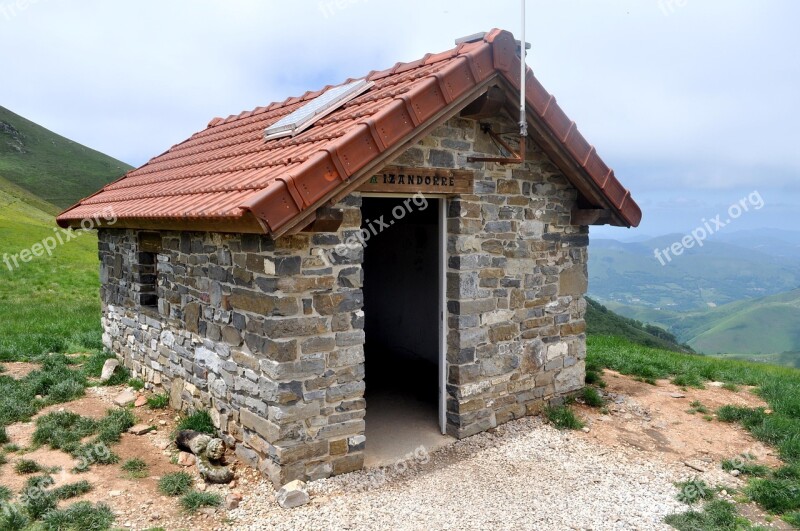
top-left (1, 361), bottom-right (40, 379)
top-left (1, 385), bottom-right (246, 531)
top-left (0, 369), bottom-right (791, 530)
top-left (574, 370), bottom-right (781, 467)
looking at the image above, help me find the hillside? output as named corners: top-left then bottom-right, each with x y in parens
top-left (585, 297), bottom-right (692, 352)
top-left (602, 289), bottom-right (800, 367)
top-left (590, 235), bottom-right (800, 311)
top-left (0, 105), bottom-right (131, 208)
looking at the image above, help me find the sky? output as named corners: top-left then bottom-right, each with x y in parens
top-left (1, 0), bottom-right (798, 237)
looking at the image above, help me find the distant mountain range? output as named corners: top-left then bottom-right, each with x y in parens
top-left (0, 105), bottom-right (131, 208)
top-left (590, 229), bottom-right (800, 366)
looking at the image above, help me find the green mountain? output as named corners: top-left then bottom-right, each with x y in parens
top-left (0, 106), bottom-right (131, 208)
top-left (590, 236), bottom-right (800, 311)
top-left (585, 297), bottom-right (692, 353)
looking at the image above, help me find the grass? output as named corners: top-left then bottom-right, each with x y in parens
top-left (0, 505), bottom-right (29, 530)
top-left (177, 410), bottom-right (216, 435)
top-left (22, 488), bottom-right (57, 519)
top-left (128, 378), bottom-right (145, 391)
top-left (0, 425), bottom-right (8, 444)
top-left (52, 479), bottom-right (93, 500)
top-left (40, 501), bottom-right (115, 530)
top-left (687, 400), bottom-right (710, 415)
top-left (589, 335), bottom-right (800, 520)
top-left (147, 393), bottom-right (169, 409)
top-left (664, 499), bottom-right (754, 530)
top-left (675, 477), bottom-right (714, 505)
top-left (158, 471), bottom-right (194, 496)
top-left (4, 443), bottom-right (20, 452)
top-left (544, 405), bottom-right (584, 430)
top-left (0, 484), bottom-right (12, 501)
top-left (121, 458), bottom-right (148, 479)
top-left (0, 177), bottom-right (104, 361)
top-left (14, 458), bottom-right (45, 474)
top-left (672, 373), bottom-right (705, 389)
top-left (32, 408), bottom-right (131, 471)
top-left (0, 352), bottom-right (93, 433)
top-left (180, 491), bottom-right (222, 512)
top-left (24, 474), bottom-right (55, 491)
top-left (579, 386), bottom-right (605, 408)
top-left (721, 456), bottom-right (771, 477)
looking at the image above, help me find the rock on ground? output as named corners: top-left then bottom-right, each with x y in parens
top-left (113, 389), bottom-right (137, 407)
top-left (100, 359), bottom-right (119, 382)
top-left (276, 480), bottom-right (310, 509)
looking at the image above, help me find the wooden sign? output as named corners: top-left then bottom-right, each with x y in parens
top-left (357, 166), bottom-right (474, 194)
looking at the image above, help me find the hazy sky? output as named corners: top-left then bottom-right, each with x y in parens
top-left (1, 0), bottom-right (798, 237)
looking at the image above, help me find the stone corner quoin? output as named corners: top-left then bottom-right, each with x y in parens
top-left (98, 113), bottom-right (589, 487)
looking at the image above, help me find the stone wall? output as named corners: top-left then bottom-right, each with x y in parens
top-left (393, 114), bottom-right (588, 438)
top-left (98, 195), bottom-right (367, 486)
top-left (98, 111), bottom-right (588, 485)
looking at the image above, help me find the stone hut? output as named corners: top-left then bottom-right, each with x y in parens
top-left (57, 29), bottom-right (641, 486)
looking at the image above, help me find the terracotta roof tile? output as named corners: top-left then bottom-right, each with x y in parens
top-left (58, 29), bottom-right (641, 233)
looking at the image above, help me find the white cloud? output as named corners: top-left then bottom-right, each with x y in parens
top-left (1, 0), bottom-right (797, 234)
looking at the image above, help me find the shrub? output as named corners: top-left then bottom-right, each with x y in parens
top-left (672, 373), bottom-right (705, 389)
top-left (52, 480), bottom-right (93, 500)
top-left (24, 474), bottom-right (55, 491)
top-left (544, 406), bottom-right (584, 430)
top-left (158, 472), bottom-right (193, 496)
top-left (47, 379), bottom-right (86, 403)
top-left (180, 491), bottom-right (222, 513)
top-left (22, 488), bottom-right (57, 519)
top-left (721, 458), bottom-right (770, 477)
top-left (177, 410), bottom-right (215, 435)
top-left (33, 411), bottom-right (97, 451)
top-left (579, 387), bottom-right (605, 408)
top-left (95, 408), bottom-right (135, 445)
top-left (147, 393), bottom-right (169, 409)
top-left (746, 478), bottom-right (800, 513)
top-left (675, 477), bottom-right (713, 505)
top-left (4, 443), bottom-right (20, 453)
top-left (40, 501), bottom-right (115, 530)
top-left (14, 458), bottom-right (43, 474)
top-left (0, 505), bottom-right (29, 530)
top-left (664, 499), bottom-right (743, 530)
top-left (0, 484), bottom-right (12, 501)
top-left (122, 458), bottom-right (148, 478)
top-left (687, 400), bottom-right (710, 415)
top-left (0, 426), bottom-right (9, 444)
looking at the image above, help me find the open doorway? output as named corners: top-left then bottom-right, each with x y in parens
top-left (361, 196), bottom-right (452, 467)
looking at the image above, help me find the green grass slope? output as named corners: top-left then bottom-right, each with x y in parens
top-left (585, 297), bottom-right (692, 352)
top-left (685, 290), bottom-right (800, 355)
top-left (0, 176), bottom-right (101, 359)
top-left (0, 106), bottom-right (132, 208)
top-left (605, 290), bottom-right (800, 364)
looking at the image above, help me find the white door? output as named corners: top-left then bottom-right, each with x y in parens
top-left (438, 198), bottom-right (447, 435)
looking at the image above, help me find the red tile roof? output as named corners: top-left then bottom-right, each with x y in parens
top-left (57, 29), bottom-right (641, 234)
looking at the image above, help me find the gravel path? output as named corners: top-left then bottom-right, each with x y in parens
top-left (229, 417), bottom-right (733, 530)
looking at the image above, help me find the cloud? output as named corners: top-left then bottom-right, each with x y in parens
top-left (1, 0), bottom-right (797, 234)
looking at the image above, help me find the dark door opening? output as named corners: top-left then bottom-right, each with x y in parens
top-left (362, 196), bottom-right (449, 465)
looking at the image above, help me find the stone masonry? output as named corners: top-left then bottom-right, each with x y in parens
top-left (99, 112), bottom-right (588, 485)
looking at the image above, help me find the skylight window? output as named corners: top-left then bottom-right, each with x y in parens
top-left (264, 79), bottom-right (373, 140)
